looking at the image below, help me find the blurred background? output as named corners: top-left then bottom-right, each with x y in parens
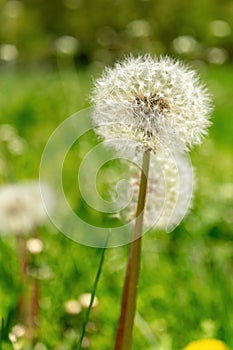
top-left (0, 0), bottom-right (233, 67)
top-left (0, 0), bottom-right (233, 68)
top-left (0, 0), bottom-right (233, 349)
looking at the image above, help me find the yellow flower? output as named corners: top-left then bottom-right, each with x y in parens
top-left (184, 339), bottom-right (229, 350)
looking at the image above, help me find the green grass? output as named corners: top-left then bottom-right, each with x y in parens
top-left (0, 64), bottom-right (233, 350)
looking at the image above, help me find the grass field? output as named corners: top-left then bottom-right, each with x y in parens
top-left (0, 63), bottom-right (233, 350)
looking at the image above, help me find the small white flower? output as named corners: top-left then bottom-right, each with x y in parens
top-left (120, 150), bottom-right (193, 231)
top-left (91, 55), bottom-right (212, 152)
top-left (0, 181), bottom-right (54, 235)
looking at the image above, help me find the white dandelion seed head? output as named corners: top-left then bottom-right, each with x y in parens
top-left (0, 181), bottom-right (54, 235)
top-left (91, 55), bottom-right (213, 152)
top-left (119, 149), bottom-right (194, 232)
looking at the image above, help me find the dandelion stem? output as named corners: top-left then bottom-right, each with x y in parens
top-left (114, 149), bottom-right (150, 350)
top-left (30, 279), bottom-right (39, 329)
top-left (17, 234), bottom-right (28, 280)
top-left (29, 228), bottom-right (40, 334)
top-left (16, 234), bottom-right (28, 324)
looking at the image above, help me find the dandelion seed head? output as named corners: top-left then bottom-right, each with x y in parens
top-left (119, 149), bottom-right (193, 231)
top-left (0, 181), bottom-right (54, 235)
top-left (91, 55), bottom-right (213, 152)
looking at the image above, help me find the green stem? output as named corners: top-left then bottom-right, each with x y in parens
top-left (114, 149), bottom-right (150, 350)
top-left (75, 244), bottom-right (108, 350)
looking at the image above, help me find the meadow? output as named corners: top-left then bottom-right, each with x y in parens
top-left (0, 63), bottom-right (232, 350)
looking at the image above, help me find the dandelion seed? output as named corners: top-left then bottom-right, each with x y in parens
top-left (91, 55), bottom-right (212, 152)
